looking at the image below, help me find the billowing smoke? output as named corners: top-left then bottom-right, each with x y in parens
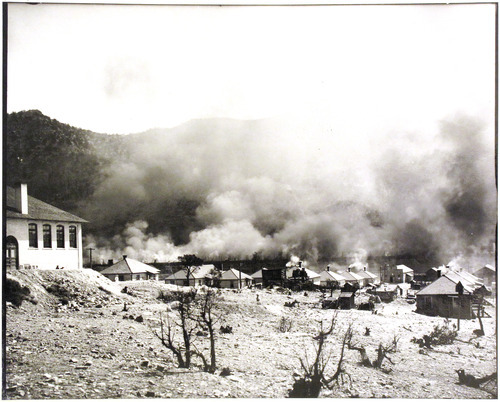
top-left (80, 114), bottom-right (496, 267)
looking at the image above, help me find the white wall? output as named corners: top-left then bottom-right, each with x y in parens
top-left (6, 218), bottom-right (84, 269)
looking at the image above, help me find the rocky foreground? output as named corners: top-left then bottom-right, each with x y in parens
top-left (4, 269), bottom-right (498, 399)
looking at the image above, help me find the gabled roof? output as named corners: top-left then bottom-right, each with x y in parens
top-left (356, 270), bottom-right (378, 279)
top-left (320, 271), bottom-right (346, 282)
top-left (166, 264), bottom-right (215, 281)
top-left (6, 186), bottom-right (87, 223)
top-left (251, 268), bottom-right (268, 279)
top-left (474, 264), bottom-right (495, 273)
top-left (417, 271), bottom-right (479, 296)
top-left (100, 257), bottom-right (159, 275)
top-left (339, 271), bottom-right (364, 281)
top-left (396, 265), bottom-right (414, 274)
top-left (456, 271), bottom-right (483, 286)
top-left (220, 268), bottom-right (252, 281)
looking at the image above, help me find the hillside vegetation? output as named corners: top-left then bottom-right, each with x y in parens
top-left (6, 110), bottom-right (126, 213)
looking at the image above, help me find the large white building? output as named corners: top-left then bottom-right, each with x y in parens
top-left (6, 183), bottom-right (87, 270)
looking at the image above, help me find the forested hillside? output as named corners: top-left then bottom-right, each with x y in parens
top-left (5, 110), bottom-right (126, 213)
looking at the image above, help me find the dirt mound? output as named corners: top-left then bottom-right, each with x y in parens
top-left (6, 268), bottom-right (125, 311)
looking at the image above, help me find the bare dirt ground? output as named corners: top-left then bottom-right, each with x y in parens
top-left (4, 269), bottom-right (498, 399)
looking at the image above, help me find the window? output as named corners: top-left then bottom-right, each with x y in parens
top-left (43, 224), bottom-right (52, 248)
top-left (69, 226), bottom-right (77, 248)
top-left (56, 225), bottom-right (65, 248)
top-left (29, 224), bottom-right (38, 248)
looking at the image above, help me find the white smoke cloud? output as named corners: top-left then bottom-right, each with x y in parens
top-left (82, 114), bottom-right (496, 269)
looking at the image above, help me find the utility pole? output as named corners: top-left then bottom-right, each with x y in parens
top-left (87, 248), bottom-right (94, 269)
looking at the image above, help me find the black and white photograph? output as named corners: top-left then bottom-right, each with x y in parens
top-left (3, 1), bottom-right (498, 399)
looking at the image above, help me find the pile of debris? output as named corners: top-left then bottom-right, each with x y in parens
top-left (7, 268), bottom-right (126, 310)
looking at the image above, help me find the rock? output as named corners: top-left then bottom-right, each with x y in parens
top-left (141, 360), bottom-right (150, 367)
top-left (156, 365), bottom-right (165, 372)
top-left (146, 391), bottom-right (155, 397)
top-left (135, 315), bottom-right (144, 323)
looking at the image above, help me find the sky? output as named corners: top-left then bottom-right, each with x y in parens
top-left (7, 3), bottom-right (496, 136)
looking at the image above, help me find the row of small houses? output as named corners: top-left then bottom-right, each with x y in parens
top-left (98, 256), bottom-right (494, 320)
top-left (98, 256), bottom-right (382, 289)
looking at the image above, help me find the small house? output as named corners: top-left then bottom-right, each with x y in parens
top-left (338, 292), bottom-right (356, 309)
top-left (166, 264), bottom-right (215, 287)
top-left (319, 270), bottom-right (346, 288)
top-left (356, 267), bottom-right (379, 285)
top-left (370, 284), bottom-right (399, 302)
top-left (339, 270), bottom-right (364, 287)
top-left (473, 264), bottom-right (496, 287)
top-left (416, 271), bottom-right (484, 319)
top-left (99, 256), bottom-right (160, 281)
top-left (220, 268), bottom-right (253, 289)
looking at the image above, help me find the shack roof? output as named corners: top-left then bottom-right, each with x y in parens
top-left (166, 264), bottom-right (215, 280)
top-left (339, 292), bottom-right (354, 298)
top-left (251, 268), bottom-right (268, 279)
top-left (221, 268), bottom-right (253, 281)
top-left (417, 271), bottom-right (480, 296)
top-left (339, 271), bottom-right (364, 282)
top-left (320, 271), bottom-right (346, 282)
top-left (356, 270), bottom-right (378, 279)
top-left (100, 257), bottom-right (159, 275)
top-left (6, 186), bottom-right (87, 223)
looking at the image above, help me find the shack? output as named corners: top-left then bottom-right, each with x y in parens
top-left (416, 271), bottom-right (484, 319)
top-left (338, 292), bottom-right (356, 309)
top-left (100, 256), bottom-right (159, 281)
top-left (262, 267), bottom-right (286, 287)
top-left (220, 268), bottom-right (253, 289)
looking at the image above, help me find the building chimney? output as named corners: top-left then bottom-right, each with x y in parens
top-left (364, 266), bottom-right (367, 271)
top-left (14, 183), bottom-right (28, 214)
top-left (437, 269), bottom-right (441, 278)
top-left (327, 265), bottom-right (330, 272)
top-left (347, 266), bottom-right (351, 272)
top-left (298, 261), bottom-right (302, 268)
top-left (108, 259), bottom-right (114, 266)
top-left (123, 255), bottom-right (127, 260)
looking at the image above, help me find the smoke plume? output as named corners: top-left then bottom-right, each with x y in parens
top-left (81, 114), bottom-right (496, 268)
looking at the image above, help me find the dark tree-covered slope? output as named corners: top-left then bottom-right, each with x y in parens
top-left (5, 110), bottom-right (126, 213)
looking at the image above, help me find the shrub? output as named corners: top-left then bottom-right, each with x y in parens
top-left (278, 316), bottom-right (293, 333)
top-left (6, 278), bottom-right (31, 307)
top-left (412, 319), bottom-right (458, 348)
top-left (45, 283), bottom-right (72, 304)
top-left (220, 325), bottom-right (233, 334)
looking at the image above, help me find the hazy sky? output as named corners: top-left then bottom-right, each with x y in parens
top-left (7, 3), bottom-right (496, 135)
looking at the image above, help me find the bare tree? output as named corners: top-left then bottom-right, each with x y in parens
top-left (346, 328), bottom-right (397, 371)
top-left (153, 288), bottom-right (198, 368)
top-left (289, 312), bottom-right (351, 397)
top-left (154, 287), bottom-right (222, 373)
top-left (193, 288), bottom-right (222, 373)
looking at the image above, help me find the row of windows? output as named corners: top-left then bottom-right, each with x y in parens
top-left (28, 223), bottom-right (77, 249)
